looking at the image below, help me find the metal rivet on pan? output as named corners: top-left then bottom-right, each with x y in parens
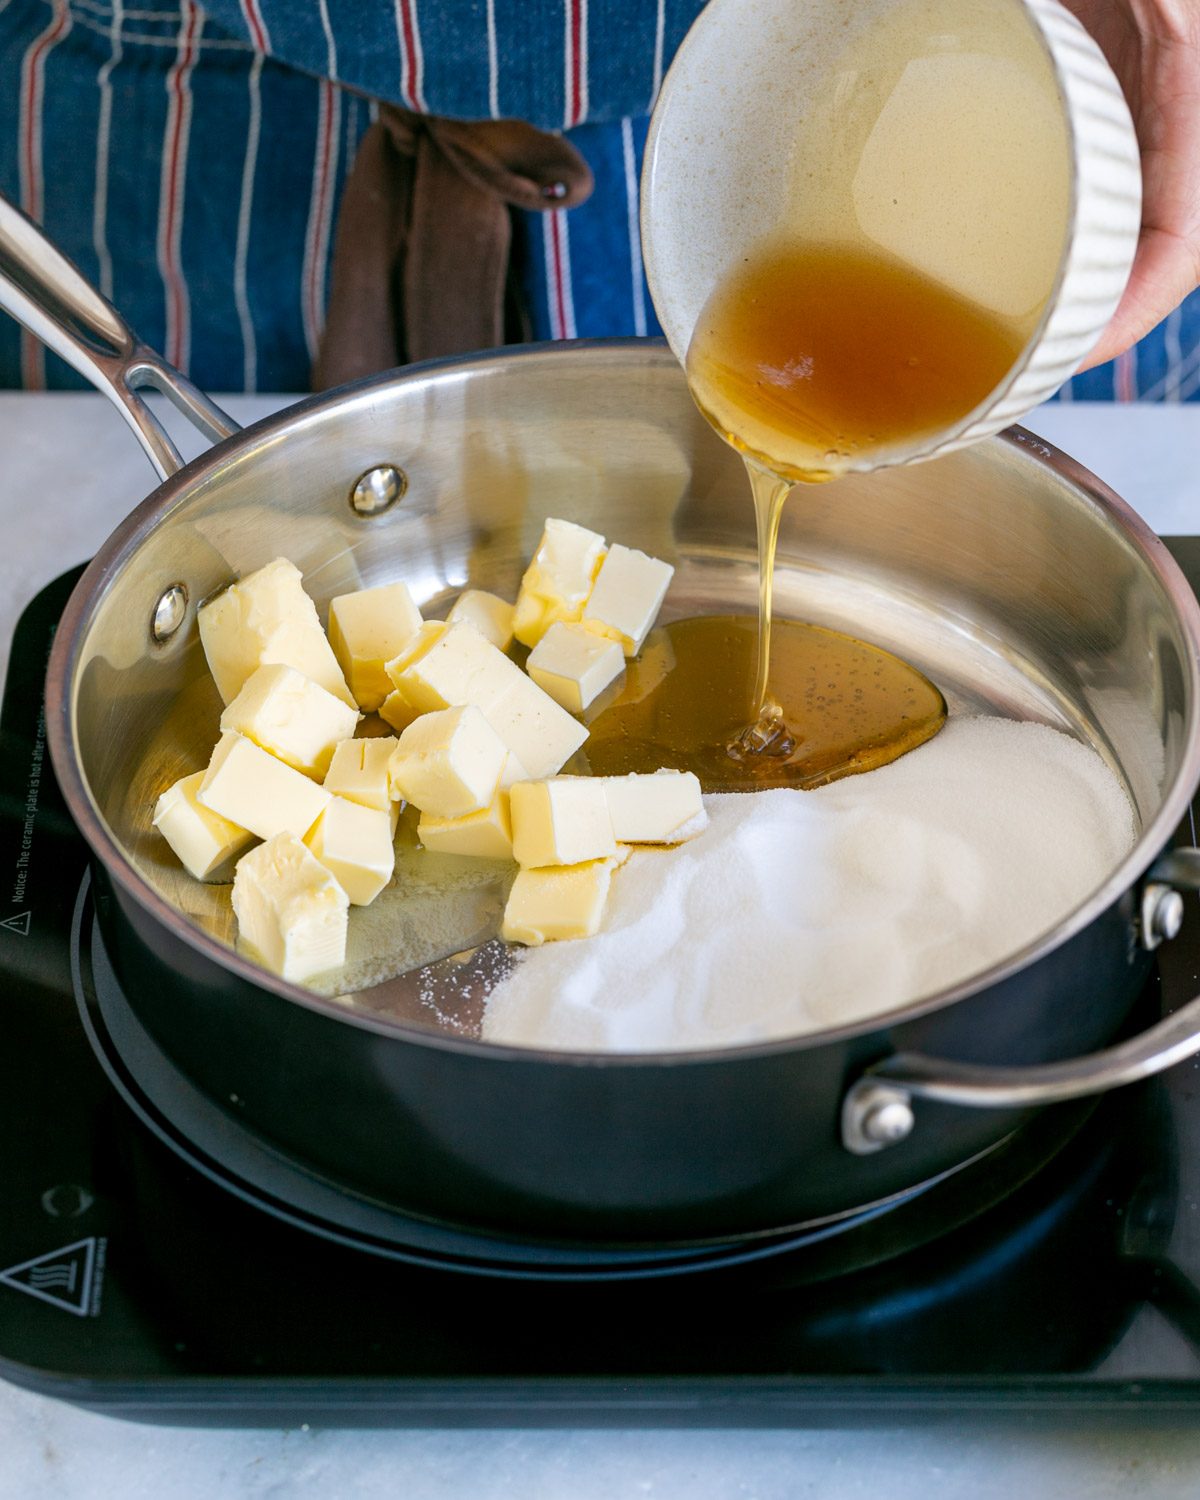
top-left (1142, 883), bottom-right (1185, 951)
top-left (151, 583), bottom-right (188, 643)
top-left (860, 1097), bottom-right (915, 1148)
top-left (350, 464), bottom-right (407, 517)
top-left (841, 1081), bottom-right (916, 1155)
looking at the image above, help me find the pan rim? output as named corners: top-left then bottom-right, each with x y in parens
top-left (44, 338), bottom-right (1200, 1067)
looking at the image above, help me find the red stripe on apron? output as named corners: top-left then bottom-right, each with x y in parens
top-left (397, 0), bottom-right (426, 112)
top-left (18, 1), bottom-right (72, 389)
top-left (240, 0), bottom-right (270, 53)
top-left (159, 1), bottom-right (202, 373)
top-left (547, 208), bottom-right (576, 341)
top-left (302, 79), bottom-right (339, 360)
top-left (567, 0), bottom-right (583, 127)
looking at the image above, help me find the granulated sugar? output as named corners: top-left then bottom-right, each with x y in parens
top-left (480, 717), bottom-right (1137, 1051)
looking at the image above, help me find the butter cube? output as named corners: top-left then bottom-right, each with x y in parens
top-left (219, 664), bottom-right (360, 779)
top-left (513, 518), bottom-right (607, 647)
top-left (499, 751), bottom-right (531, 788)
top-left (198, 732), bottom-right (331, 842)
top-left (389, 705), bottom-right (507, 818)
top-left (232, 832), bottom-right (348, 981)
top-left (388, 620), bottom-right (587, 779)
top-left (501, 859), bottom-right (616, 945)
top-left (323, 736), bottom-right (400, 832)
top-left (527, 622), bottom-right (625, 713)
top-left (510, 778), bottom-right (617, 868)
top-left (198, 557), bottom-right (355, 707)
top-left (582, 543), bottom-right (674, 657)
top-left (256, 613), bottom-right (358, 710)
top-left (446, 589), bottom-right (515, 651)
top-left (329, 582), bottom-right (423, 712)
top-left (484, 675), bottom-right (589, 780)
top-left (152, 770), bottom-right (254, 880)
top-left (378, 691), bottom-right (421, 734)
top-left (379, 622), bottom-right (449, 728)
top-left (600, 770), bottom-right (707, 844)
top-left (418, 791), bottom-right (513, 860)
top-left (305, 796), bottom-right (395, 905)
top-left (322, 735), bottom-right (397, 811)
top-left (390, 621), bottom-right (513, 716)
top-left (383, 620), bottom-right (448, 690)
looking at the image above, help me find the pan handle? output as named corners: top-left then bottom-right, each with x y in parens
top-left (842, 848), bottom-right (1200, 1154)
top-left (0, 194), bottom-right (238, 479)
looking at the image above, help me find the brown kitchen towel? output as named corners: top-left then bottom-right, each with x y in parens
top-left (313, 106), bottom-right (593, 389)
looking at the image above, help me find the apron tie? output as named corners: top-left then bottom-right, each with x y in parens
top-left (313, 105), bottom-right (593, 389)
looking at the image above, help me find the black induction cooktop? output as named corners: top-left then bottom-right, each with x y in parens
top-left (5, 559), bottom-right (1200, 1429)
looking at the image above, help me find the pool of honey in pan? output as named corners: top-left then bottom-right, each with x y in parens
top-left (580, 613), bottom-right (946, 793)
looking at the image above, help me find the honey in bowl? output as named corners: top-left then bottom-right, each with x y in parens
top-left (645, 0), bottom-right (1072, 786)
top-left (682, 238), bottom-right (1032, 769)
top-left (684, 239), bottom-right (1031, 488)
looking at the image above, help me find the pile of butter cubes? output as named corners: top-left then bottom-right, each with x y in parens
top-left (151, 518), bottom-right (706, 986)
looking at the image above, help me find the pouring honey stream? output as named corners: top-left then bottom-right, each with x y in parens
top-left (598, 0), bottom-right (1076, 793)
top-left (587, 241), bottom-right (1039, 791)
top-left (694, 239), bottom-right (1032, 759)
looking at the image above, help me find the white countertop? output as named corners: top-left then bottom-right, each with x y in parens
top-left (3, 393), bottom-right (1200, 1498)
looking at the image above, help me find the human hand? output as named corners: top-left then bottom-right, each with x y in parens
top-left (1062, 0), bottom-right (1200, 369)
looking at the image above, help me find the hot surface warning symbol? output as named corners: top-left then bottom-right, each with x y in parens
top-left (0, 911), bottom-right (30, 936)
top-left (0, 1237), bottom-right (104, 1317)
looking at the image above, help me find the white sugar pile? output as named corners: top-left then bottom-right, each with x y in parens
top-left (480, 717), bottom-right (1137, 1052)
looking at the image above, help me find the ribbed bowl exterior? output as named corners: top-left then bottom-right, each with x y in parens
top-left (935, 0), bottom-right (1142, 459)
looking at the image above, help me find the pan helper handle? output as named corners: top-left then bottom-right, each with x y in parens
top-left (0, 193), bottom-right (238, 480)
top-left (842, 848), bottom-right (1200, 1154)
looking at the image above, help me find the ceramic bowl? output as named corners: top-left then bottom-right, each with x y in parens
top-left (640, 0), bottom-right (1142, 472)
